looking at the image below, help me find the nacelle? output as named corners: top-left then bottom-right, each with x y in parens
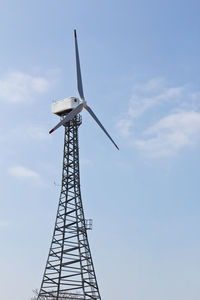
top-left (52, 97), bottom-right (81, 116)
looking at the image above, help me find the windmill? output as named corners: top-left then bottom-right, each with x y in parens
top-left (37, 30), bottom-right (118, 300)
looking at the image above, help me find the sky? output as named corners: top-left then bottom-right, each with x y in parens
top-left (0, 0), bottom-right (200, 299)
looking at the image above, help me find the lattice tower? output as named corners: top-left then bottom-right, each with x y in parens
top-left (38, 115), bottom-right (101, 300)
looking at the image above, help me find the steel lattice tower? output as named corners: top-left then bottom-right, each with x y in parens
top-left (38, 115), bottom-right (101, 300)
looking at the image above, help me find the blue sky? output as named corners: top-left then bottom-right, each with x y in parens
top-left (0, 0), bottom-right (200, 299)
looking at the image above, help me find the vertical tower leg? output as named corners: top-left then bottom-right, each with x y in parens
top-left (38, 115), bottom-right (101, 300)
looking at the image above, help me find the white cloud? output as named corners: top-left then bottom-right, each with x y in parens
top-left (116, 78), bottom-right (200, 157)
top-left (128, 78), bottom-right (184, 118)
top-left (24, 126), bottom-right (49, 140)
top-left (0, 221), bottom-right (9, 228)
top-left (0, 125), bottom-right (50, 146)
top-left (0, 71), bottom-right (50, 102)
top-left (116, 119), bottom-right (132, 138)
top-left (132, 78), bottom-right (165, 93)
top-left (135, 112), bottom-right (200, 157)
top-left (80, 159), bottom-right (93, 167)
top-left (8, 165), bottom-right (40, 180)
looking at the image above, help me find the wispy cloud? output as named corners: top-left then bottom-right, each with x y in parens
top-left (22, 126), bottom-right (50, 140)
top-left (128, 78), bottom-right (184, 118)
top-left (116, 78), bottom-right (200, 157)
top-left (8, 165), bottom-right (40, 180)
top-left (0, 220), bottom-right (10, 228)
top-left (80, 159), bottom-right (93, 167)
top-left (116, 119), bottom-right (132, 138)
top-left (0, 71), bottom-right (50, 102)
top-left (0, 125), bottom-right (50, 145)
top-left (135, 111), bottom-right (200, 157)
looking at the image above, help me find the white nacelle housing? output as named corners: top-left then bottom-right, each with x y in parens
top-left (52, 97), bottom-right (81, 116)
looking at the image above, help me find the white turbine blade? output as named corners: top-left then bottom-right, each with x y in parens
top-left (49, 103), bottom-right (83, 134)
top-left (74, 29), bottom-right (85, 100)
top-left (85, 105), bottom-right (119, 150)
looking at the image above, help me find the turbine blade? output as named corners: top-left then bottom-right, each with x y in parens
top-left (85, 105), bottom-right (119, 150)
top-left (49, 103), bottom-right (83, 134)
top-left (74, 29), bottom-right (85, 100)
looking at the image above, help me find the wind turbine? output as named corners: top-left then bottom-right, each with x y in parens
top-left (49, 29), bottom-right (119, 151)
top-left (37, 30), bottom-right (118, 300)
